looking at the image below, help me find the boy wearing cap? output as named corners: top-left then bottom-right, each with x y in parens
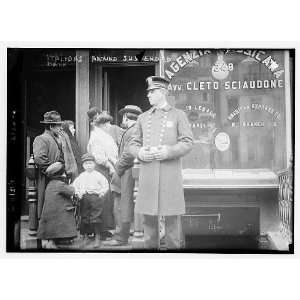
top-left (72, 153), bottom-right (109, 248)
top-left (129, 76), bottom-right (194, 249)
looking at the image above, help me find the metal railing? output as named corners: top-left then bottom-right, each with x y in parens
top-left (277, 157), bottom-right (294, 246)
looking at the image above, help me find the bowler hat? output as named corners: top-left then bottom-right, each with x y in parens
top-left (81, 153), bottom-right (96, 163)
top-left (146, 76), bottom-right (170, 91)
top-left (94, 111), bottom-right (113, 125)
top-left (118, 105), bottom-right (143, 116)
top-left (40, 111), bottom-right (63, 124)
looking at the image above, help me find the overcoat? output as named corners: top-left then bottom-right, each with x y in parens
top-left (37, 178), bottom-right (77, 240)
top-left (115, 124), bottom-right (136, 222)
top-left (129, 105), bottom-right (193, 216)
top-left (33, 130), bottom-right (64, 218)
top-left (59, 130), bottom-right (78, 181)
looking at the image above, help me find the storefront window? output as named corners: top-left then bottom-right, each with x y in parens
top-left (164, 49), bottom-right (288, 171)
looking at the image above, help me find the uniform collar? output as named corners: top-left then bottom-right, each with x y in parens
top-left (149, 103), bottom-right (172, 114)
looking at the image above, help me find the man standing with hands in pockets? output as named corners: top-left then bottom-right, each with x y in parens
top-left (129, 76), bottom-right (194, 250)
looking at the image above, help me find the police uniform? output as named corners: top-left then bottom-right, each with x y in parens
top-left (129, 76), bottom-right (194, 249)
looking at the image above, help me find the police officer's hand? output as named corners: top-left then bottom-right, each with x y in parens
top-left (154, 145), bottom-right (169, 161)
top-left (138, 147), bottom-right (155, 162)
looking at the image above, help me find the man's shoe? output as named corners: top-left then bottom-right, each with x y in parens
top-left (133, 231), bottom-right (144, 238)
top-left (102, 239), bottom-right (128, 246)
top-left (100, 231), bottom-right (113, 240)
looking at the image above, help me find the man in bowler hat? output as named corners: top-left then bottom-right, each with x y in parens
top-left (33, 111), bottom-right (65, 220)
top-left (129, 76), bottom-right (194, 249)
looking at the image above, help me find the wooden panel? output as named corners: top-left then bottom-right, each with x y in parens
top-left (182, 206), bottom-right (260, 236)
top-left (103, 71), bottom-right (109, 110)
top-left (184, 188), bottom-right (280, 235)
top-left (76, 50), bottom-right (89, 154)
top-left (89, 63), bottom-right (102, 110)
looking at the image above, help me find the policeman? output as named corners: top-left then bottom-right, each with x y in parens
top-left (129, 76), bottom-right (194, 249)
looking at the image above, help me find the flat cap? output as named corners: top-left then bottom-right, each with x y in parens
top-left (81, 153), bottom-right (96, 163)
top-left (118, 105), bottom-right (143, 116)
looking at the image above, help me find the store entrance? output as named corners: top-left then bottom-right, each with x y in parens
top-left (102, 65), bottom-right (155, 125)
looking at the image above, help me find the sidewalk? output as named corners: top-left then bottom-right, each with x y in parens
top-left (21, 219), bottom-right (145, 251)
top-left (41, 234), bottom-right (145, 251)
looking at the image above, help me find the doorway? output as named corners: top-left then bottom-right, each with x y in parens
top-left (102, 65), bottom-right (155, 125)
top-left (24, 69), bottom-right (75, 215)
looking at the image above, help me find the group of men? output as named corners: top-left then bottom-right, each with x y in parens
top-left (33, 75), bottom-right (194, 250)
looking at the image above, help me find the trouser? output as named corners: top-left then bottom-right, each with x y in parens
top-left (80, 193), bottom-right (104, 235)
top-left (115, 222), bottom-right (131, 243)
top-left (113, 192), bottom-right (122, 232)
top-left (143, 215), bottom-right (184, 250)
top-left (80, 222), bottom-right (103, 235)
top-left (101, 191), bottom-right (115, 231)
top-left (95, 164), bottom-right (115, 231)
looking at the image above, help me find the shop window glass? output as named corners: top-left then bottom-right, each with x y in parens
top-left (164, 49), bottom-right (288, 170)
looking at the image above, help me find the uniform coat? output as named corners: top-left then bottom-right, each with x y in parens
top-left (129, 105), bottom-right (193, 216)
top-left (37, 178), bottom-right (77, 240)
top-left (115, 124), bottom-right (136, 223)
top-left (33, 130), bottom-right (64, 218)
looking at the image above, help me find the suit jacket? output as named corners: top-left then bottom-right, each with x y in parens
top-left (129, 104), bottom-right (194, 216)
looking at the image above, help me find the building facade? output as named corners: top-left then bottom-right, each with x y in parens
top-left (7, 48), bottom-right (294, 251)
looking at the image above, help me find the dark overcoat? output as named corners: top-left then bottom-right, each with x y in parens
top-left (37, 178), bottom-right (77, 240)
top-left (33, 130), bottom-right (64, 218)
top-left (129, 105), bottom-right (194, 216)
top-left (115, 124), bottom-right (136, 223)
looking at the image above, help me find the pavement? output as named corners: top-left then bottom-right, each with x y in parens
top-left (20, 219), bottom-right (145, 251)
top-left (40, 234), bottom-right (145, 251)
top-left (21, 219), bottom-right (288, 252)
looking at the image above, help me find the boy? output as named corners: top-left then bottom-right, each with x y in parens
top-left (72, 153), bottom-right (109, 248)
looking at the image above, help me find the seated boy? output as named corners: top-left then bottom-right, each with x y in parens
top-left (72, 153), bottom-right (109, 248)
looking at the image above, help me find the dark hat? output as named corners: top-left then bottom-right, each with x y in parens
top-left (94, 111), bottom-right (113, 125)
top-left (40, 111), bottom-right (63, 124)
top-left (146, 76), bottom-right (170, 91)
top-left (118, 105), bottom-right (143, 116)
top-left (87, 106), bottom-right (102, 121)
top-left (81, 153), bottom-right (95, 163)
